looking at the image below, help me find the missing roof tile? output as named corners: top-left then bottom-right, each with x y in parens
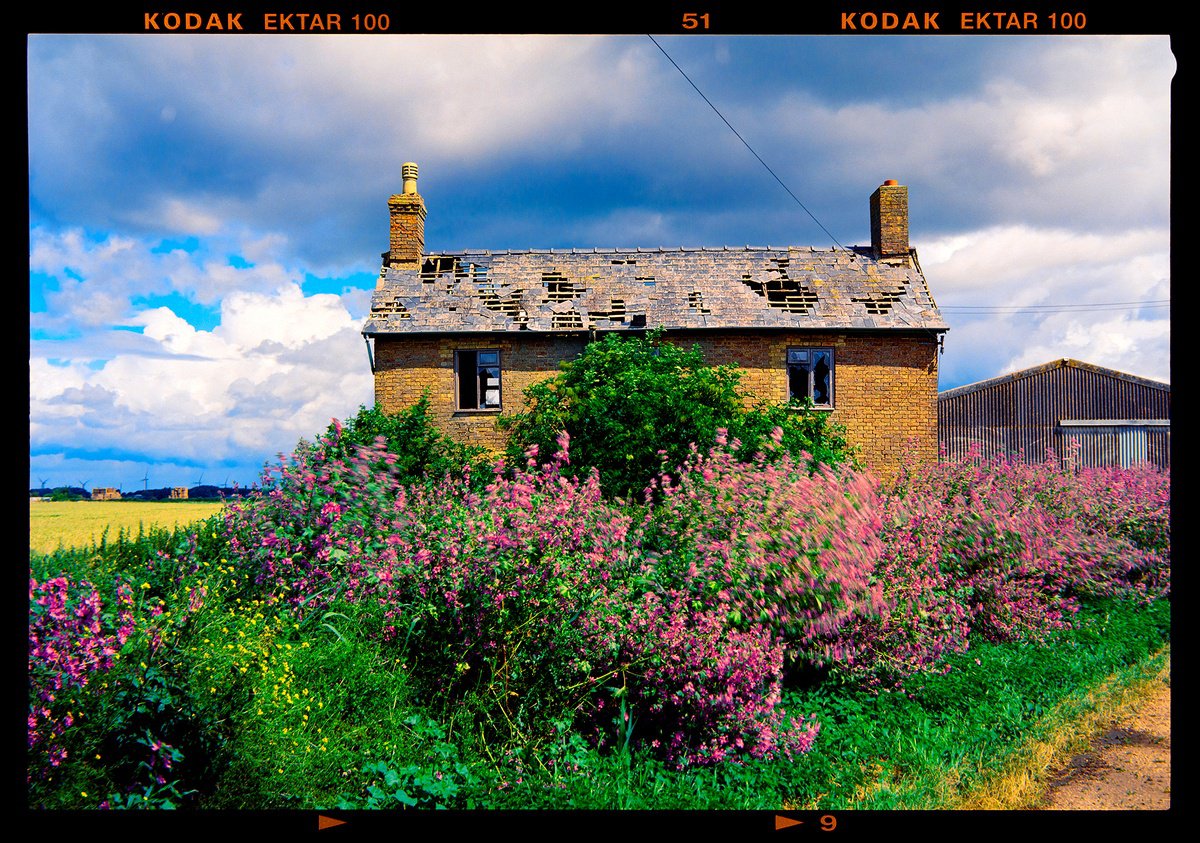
top-left (543, 272), bottom-right (584, 301)
top-left (852, 288), bottom-right (906, 315)
top-left (687, 291), bottom-right (711, 314)
top-left (551, 311), bottom-right (584, 329)
top-left (370, 297), bottom-right (411, 319)
top-left (420, 256), bottom-right (459, 282)
top-left (738, 274), bottom-right (819, 314)
top-left (480, 293), bottom-right (521, 318)
top-left (588, 298), bottom-right (627, 326)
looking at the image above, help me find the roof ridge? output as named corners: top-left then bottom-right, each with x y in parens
top-left (422, 245), bottom-right (859, 256)
top-left (940, 358), bottom-right (1170, 398)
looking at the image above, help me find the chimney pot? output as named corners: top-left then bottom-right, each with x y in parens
top-left (401, 161), bottom-right (419, 195)
top-left (883, 179), bottom-right (898, 186)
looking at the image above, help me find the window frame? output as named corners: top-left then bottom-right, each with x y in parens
top-left (786, 346), bottom-right (835, 409)
top-left (454, 348), bottom-right (503, 412)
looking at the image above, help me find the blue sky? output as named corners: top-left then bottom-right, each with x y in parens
top-left (28, 34), bottom-right (1173, 489)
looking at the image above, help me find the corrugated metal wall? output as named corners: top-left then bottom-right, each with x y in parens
top-left (938, 363), bottom-right (1170, 469)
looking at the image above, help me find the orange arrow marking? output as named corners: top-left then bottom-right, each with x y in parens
top-left (318, 815), bottom-right (347, 830)
top-left (775, 815), bottom-right (804, 830)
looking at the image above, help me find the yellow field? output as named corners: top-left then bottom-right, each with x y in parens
top-left (29, 500), bottom-right (226, 555)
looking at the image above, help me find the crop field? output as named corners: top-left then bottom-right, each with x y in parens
top-left (29, 500), bottom-right (225, 554)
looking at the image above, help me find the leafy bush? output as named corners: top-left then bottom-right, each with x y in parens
top-left (499, 330), bottom-right (854, 498)
top-left (321, 397), bottom-right (489, 487)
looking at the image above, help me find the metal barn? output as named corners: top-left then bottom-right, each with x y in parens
top-left (938, 359), bottom-right (1170, 469)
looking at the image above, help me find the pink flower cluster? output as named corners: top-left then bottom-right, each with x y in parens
top-left (646, 430), bottom-right (886, 665)
top-left (828, 446), bottom-right (1171, 690)
top-left (28, 577), bottom-right (134, 775)
top-left (223, 429), bottom-right (816, 767)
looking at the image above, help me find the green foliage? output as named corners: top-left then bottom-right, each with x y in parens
top-left (335, 717), bottom-right (481, 810)
top-left (322, 396), bottom-right (489, 487)
top-left (49, 488), bottom-right (84, 501)
top-left (499, 330), bottom-right (855, 498)
top-left (727, 398), bottom-right (857, 473)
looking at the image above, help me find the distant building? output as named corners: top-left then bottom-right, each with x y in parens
top-left (91, 487), bottom-right (121, 500)
top-left (170, 486), bottom-right (189, 499)
top-left (938, 359), bottom-right (1170, 469)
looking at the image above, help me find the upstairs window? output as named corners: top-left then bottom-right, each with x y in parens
top-left (787, 347), bottom-right (833, 408)
top-left (456, 349), bottom-right (502, 410)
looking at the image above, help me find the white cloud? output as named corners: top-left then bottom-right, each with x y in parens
top-left (32, 274), bottom-right (374, 475)
top-left (217, 284), bottom-right (355, 350)
top-left (925, 223), bottom-right (1170, 390)
top-left (920, 224), bottom-right (1169, 301)
top-left (748, 36), bottom-right (1171, 233)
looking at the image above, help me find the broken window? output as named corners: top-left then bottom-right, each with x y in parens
top-left (456, 349), bottom-right (502, 410)
top-left (787, 347), bottom-right (834, 408)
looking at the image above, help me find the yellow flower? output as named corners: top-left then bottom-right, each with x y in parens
top-left (81, 791), bottom-right (88, 798)
top-left (140, 582), bottom-right (151, 589)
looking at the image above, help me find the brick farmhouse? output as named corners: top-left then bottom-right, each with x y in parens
top-left (362, 164), bottom-right (948, 477)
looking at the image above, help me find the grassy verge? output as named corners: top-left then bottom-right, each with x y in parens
top-left (956, 648), bottom-right (1169, 809)
top-left (767, 597), bottom-right (1171, 810)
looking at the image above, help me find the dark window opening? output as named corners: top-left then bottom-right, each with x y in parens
top-left (787, 347), bottom-right (833, 408)
top-left (456, 349), bottom-right (502, 410)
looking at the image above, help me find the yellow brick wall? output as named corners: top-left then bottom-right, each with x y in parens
top-left (373, 331), bottom-right (939, 476)
top-left (373, 334), bottom-right (587, 452)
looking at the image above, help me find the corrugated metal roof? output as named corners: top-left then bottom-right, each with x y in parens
top-left (940, 358), bottom-right (1169, 399)
top-left (363, 246), bottom-right (948, 335)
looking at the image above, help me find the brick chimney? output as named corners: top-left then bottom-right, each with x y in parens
top-left (870, 179), bottom-right (909, 260)
top-left (387, 161), bottom-right (426, 270)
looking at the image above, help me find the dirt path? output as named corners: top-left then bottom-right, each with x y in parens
top-left (1038, 676), bottom-right (1170, 810)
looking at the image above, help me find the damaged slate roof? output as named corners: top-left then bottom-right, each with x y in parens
top-left (363, 245), bottom-right (948, 335)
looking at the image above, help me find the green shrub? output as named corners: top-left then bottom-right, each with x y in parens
top-left (321, 396), bottom-right (489, 487)
top-left (499, 330), bottom-right (855, 498)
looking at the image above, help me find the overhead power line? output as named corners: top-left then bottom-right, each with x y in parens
top-left (940, 299), bottom-right (1170, 314)
top-left (647, 35), bottom-right (847, 251)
